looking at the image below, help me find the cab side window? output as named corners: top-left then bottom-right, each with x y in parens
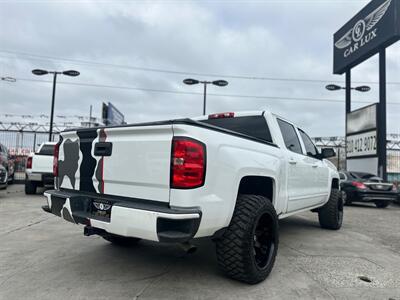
top-left (299, 129), bottom-right (318, 158)
top-left (277, 119), bottom-right (302, 154)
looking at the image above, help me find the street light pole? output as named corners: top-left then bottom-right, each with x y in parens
top-left (32, 69), bottom-right (80, 141)
top-left (325, 82), bottom-right (371, 171)
top-left (183, 78), bottom-right (228, 115)
top-left (49, 72), bottom-right (58, 141)
top-left (203, 82), bottom-right (207, 116)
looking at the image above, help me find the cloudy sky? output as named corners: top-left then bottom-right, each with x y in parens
top-left (0, 0), bottom-right (399, 137)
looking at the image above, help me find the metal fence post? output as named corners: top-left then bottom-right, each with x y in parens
top-left (33, 132), bottom-right (37, 152)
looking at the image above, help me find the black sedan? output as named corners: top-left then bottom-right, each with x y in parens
top-left (339, 171), bottom-right (397, 208)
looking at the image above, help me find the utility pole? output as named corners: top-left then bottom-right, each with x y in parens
top-left (89, 105), bottom-right (93, 128)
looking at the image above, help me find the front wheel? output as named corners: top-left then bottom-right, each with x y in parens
top-left (216, 194), bottom-right (279, 284)
top-left (375, 201), bottom-right (390, 208)
top-left (318, 188), bottom-right (343, 230)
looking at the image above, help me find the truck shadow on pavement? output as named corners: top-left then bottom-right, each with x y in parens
top-left (66, 215), bottom-right (322, 284)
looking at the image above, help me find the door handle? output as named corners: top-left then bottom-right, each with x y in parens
top-left (94, 142), bottom-right (113, 156)
top-left (289, 160), bottom-right (297, 165)
top-left (312, 164), bottom-right (318, 168)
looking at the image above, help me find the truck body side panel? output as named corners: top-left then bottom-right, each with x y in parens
top-left (170, 123), bottom-right (285, 238)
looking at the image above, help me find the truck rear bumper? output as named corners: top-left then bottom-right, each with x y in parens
top-left (353, 190), bottom-right (397, 202)
top-left (43, 189), bottom-right (201, 243)
top-left (26, 172), bottom-right (54, 186)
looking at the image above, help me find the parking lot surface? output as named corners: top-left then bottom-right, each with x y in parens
top-left (1, 185), bottom-right (400, 300)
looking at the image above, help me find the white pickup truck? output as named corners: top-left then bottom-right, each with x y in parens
top-left (25, 142), bottom-right (56, 194)
top-left (43, 111), bottom-right (342, 284)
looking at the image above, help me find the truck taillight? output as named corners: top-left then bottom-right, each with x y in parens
top-left (208, 112), bottom-right (234, 119)
top-left (26, 157), bottom-right (32, 169)
top-left (171, 137), bottom-right (206, 189)
top-left (53, 143), bottom-right (59, 177)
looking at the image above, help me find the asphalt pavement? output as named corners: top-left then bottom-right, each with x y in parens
top-left (1, 185), bottom-right (399, 300)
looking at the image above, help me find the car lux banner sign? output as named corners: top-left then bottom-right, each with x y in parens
top-left (334, 0), bottom-right (400, 74)
top-left (346, 104), bottom-right (380, 174)
top-left (346, 104), bottom-right (378, 158)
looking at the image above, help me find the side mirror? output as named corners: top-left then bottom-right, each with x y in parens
top-left (320, 148), bottom-right (336, 159)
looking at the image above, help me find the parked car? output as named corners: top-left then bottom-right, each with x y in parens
top-left (0, 165), bottom-right (7, 190)
top-left (0, 143), bottom-right (15, 183)
top-left (43, 111), bottom-right (341, 284)
top-left (339, 171), bottom-right (397, 208)
top-left (394, 182), bottom-right (400, 205)
top-left (25, 142), bottom-right (56, 194)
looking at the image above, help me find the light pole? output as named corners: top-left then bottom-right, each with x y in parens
top-left (325, 83), bottom-right (371, 171)
top-left (326, 83), bottom-right (371, 114)
top-left (32, 69), bottom-right (80, 141)
top-left (183, 78), bottom-right (228, 115)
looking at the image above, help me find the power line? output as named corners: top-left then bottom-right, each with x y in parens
top-left (12, 77), bottom-right (400, 105)
top-left (1, 49), bottom-right (398, 85)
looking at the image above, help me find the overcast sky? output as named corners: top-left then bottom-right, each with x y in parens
top-left (0, 0), bottom-right (399, 137)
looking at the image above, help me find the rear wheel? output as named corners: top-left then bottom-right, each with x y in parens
top-left (25, 180), bottom-right (37, 195)
top-left (318, 188), bottom-right (343, 230)
top-left (216, 194), bottom-right (279, 284)
top-left (375, 201), bottom-right (390, 208)
top-left (102, 233), bottom-right (141, 246)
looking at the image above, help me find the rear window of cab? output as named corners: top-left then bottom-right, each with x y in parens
top-left (200, 116), bottom-right (273, 143)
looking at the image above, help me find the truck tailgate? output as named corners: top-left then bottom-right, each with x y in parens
top-left (57, 125), bottom-right (173, 203)
top-left (32, 154), bottom-right (53, 173)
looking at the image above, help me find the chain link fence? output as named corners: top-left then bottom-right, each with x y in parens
top-left (1, 130), bottom-right (399, 183)
top-left (314, 136), bottom-right (400, 182)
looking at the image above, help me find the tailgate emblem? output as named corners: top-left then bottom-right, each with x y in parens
top-left (93, 202), bottom-right (111, 211)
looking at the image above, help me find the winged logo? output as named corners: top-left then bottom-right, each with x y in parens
top-left (335, 0), bottom-right (392, 49)
top-left (93, 201), bottom-right (111, 211)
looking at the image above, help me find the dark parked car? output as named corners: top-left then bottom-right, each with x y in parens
top-left (0, 143), bottom-right (15, 183)
top-left (339, 171), bottom-right (397, 208)
top-left (0, 165), bottom-right (7, 190)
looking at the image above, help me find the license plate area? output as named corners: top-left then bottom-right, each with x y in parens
top-left (91, 199), bottom-right (113, 221)
top-left (29, 173), bottom-right (43, 181)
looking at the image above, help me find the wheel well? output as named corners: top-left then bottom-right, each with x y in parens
top-left (238, 176), bottom-right (274, 202)
top-left (332, 178), bottom-right (339, 189)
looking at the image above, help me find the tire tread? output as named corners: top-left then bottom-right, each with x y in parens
top-left (318, 188), bottom-right (342, 230)
top-left (216, 194), bottom-right (278, 284)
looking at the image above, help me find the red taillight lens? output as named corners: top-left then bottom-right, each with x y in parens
top-left (171, 137), bottom-right (206, 189)
top-left (208, 112), bottom-right (234, 119)
top-left (352, 181), bottom-right (367, 190)
top-left (26, 157), bottom-right (32, 169)
top-left (53, 143), bottom-right (59, 176)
